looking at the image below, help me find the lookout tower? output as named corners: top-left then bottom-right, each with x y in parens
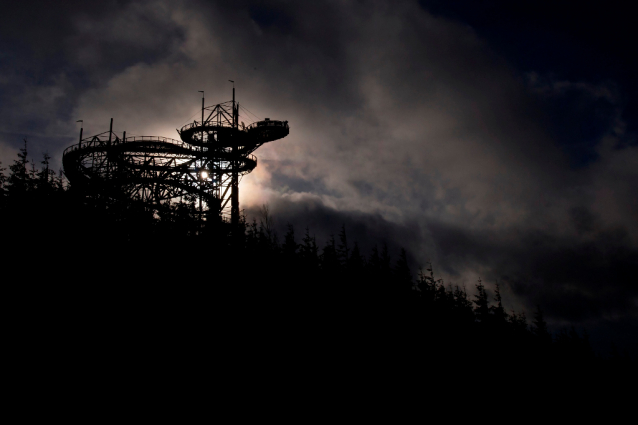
top-left (63, 88), bottom-right (289, 226)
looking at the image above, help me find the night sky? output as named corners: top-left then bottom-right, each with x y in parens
top-left (1, 0), bottom-right (636, 355)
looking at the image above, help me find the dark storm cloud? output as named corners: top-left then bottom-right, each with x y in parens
top-left (1, 0), bottom-right (636, 350)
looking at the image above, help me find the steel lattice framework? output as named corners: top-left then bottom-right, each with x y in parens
top-left (63, 91), bottom-right (289, 224)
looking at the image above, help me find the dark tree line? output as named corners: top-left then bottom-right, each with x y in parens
top-left (1, 144), bottom-right (631, 379)
top-left (0, 140), bottom-right (66, 199)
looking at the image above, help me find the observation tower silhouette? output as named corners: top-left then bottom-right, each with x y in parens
top-left (63, 87), bottom-right (289, 226)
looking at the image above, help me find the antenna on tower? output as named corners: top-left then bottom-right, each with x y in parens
top-left (76, 120), bottom-right (83, 146)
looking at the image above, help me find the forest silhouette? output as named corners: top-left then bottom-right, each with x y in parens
top-left (1, 141), bottom-right (633, 381)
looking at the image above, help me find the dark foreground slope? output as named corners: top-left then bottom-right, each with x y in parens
top-left (1, 155), bottom-right (634, 390)
top-left (3, 198), bottom-right (631, 378)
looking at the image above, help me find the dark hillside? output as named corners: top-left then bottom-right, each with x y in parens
top-left (1, 145), bottom-right (633, 387)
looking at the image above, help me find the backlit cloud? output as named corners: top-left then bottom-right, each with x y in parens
top-left (1, 0), bottom-right (636, 351)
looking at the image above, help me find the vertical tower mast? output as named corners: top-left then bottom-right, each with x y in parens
top-left (231, 84), bottom-right (239, 228)
top-left (199, 91), bottom-right (205, 217)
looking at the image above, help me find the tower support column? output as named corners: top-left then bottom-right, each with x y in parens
top-left (231, 168), bottom-right (239, 226)
top-left (230, 86), bottom-right (240, 228)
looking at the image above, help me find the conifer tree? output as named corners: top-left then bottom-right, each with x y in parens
top-left (473, 277), bottom-right (490, 322)
top-left (8, 139), bottom-right (30, 194)
top-left (258, 203), bottom-right (274, 245)
top-left (532, 305), bottom-right (551, 343)
top-left (370, 242), bottom-right (392, 294)
top-left (491, 283), bottom-right (508, 323)
top-left (28, 160), bottom-right (38, 190)
top-left (300, 227), bottom-right (318, 271)
top-left (366, 245), bottom-right (383, 296)
top-left (282, 223), bottom-right (297, 259)
top-left (344, 241), bottom-right (364, 295)
top-left (246, 218), bottom-right (259, 249)
top-left (379, 243), bottom-right (392, 285)
top-left (368, 245), bottom-right (380, 273)
top-left (54, 168), bottom-right (66, 191)
top-left (393, 248), bottom-right (413, 295)
top-left (509, 310), bottom-right (528, 334)
top-left (337, 224), bottom-right (350, 268)
top-left (38, 153), bottom-right (55, 193)
top-left (0, 162), bottom-right (5, 185)
top-left (435, 278), bottom-right (448, 304)
top-left (349, 241), bottom-right (364, 273)
top-left (257, 216), bottom-right (273, 252)
top-left (453, 285), bottom-right (474, 322)
top-left (417, 262), bottom-right (436, 303)
top-left (320, 234), bottom-right (339, 273)
top-left (0, 161), bottom-right (6, 201)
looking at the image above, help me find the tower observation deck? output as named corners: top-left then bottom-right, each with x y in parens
top-left (62, 88), bottom-right (289, 226)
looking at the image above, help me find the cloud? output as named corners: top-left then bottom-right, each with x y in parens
top-left (1, 0), bottom-right (636, 348)
top-left (0, 0), bottom-right (185, 167)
